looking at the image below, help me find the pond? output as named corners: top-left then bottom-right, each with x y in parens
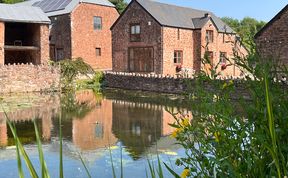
top-left (0, 89), bottom-right (191, 178)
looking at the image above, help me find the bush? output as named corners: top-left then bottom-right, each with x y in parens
top-left (169, 53), bottom-right (288, 177)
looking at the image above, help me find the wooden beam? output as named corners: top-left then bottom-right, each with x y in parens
top-left (4, 45), bottom-right (39, 51)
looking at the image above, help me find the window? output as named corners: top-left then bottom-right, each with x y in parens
top-left (205, 51), bottom-right (214, 65)
top-left (177, 28), bottom-right (180, 40)
top-left (206, 30), bottom-right (214, 43)
top-left (174, 50), bottom-right (183, 64)
top-left (220, 52), bottom-right (227, 64)
top-left (94, 16), bottom-right (102, 30)
top-left (96, 48), bottom-right (101, 56)
top-left (130, 24), bottom-right (141, 42)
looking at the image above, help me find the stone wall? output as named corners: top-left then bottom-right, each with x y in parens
top-left (0, 64), bottom-right (60, 93)
top-left (104, 72), bottom-right (257, 99)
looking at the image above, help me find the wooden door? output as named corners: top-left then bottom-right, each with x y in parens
top-left (129, 47), bottom-right (154, 72)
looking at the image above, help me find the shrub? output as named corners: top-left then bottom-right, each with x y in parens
top-left (169, 52), bottom-right (288, 177)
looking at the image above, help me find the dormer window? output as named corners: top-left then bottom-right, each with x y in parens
top-left (206, 30), bottom-right (214, 43)
top-left (130, 24), bottom-right (141, 42)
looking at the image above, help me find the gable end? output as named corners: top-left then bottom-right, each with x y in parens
top-left (255, 4), bottom-right (288, 39)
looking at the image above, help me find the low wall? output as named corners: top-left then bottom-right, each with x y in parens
top-left (103, 72), bottom-right (255, 99)
top-left (105, 72), bottom-right (188, 94)
top-left (0, 64), bottom-right (60, 93)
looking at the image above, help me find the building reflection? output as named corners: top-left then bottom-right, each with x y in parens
top-left (111, 100), bottom-right (184, 159)
top-left (72, 91), bottom-right (117, 150)
top-left (0, 90), bottom-right (189, 160)
top-left (0, 119), bottom-right (7, 147)
top-left (0, 94), bottom-right (60, 147)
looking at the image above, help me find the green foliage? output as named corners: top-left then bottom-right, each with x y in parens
top-left (169, 51), bottom-right (288, 177)
top-left (76, 72), bottom-right (104, 93)
top-left (221, 17), bottom-right (266, 51)
top-left (109, 0), bottom-right (127, 13)
top-left (0, 0), bottom-right (23, 4)
top-left (50, 58), bottom-right (102, 91)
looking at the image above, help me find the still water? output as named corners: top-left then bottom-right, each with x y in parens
top-left (0, 90), bottom-right (190, 178)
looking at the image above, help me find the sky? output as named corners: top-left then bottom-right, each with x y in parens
top-left (129, 0), bottom-right (287, 22)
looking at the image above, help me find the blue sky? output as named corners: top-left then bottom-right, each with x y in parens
top-left (128, 0), bottom-right (287, 22)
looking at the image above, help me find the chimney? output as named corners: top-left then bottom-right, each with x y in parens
top-left (204, 13), bottom-right (211, 18)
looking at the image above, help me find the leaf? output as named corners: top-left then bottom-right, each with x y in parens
top-left (163, 162), bottom-right (181, 178)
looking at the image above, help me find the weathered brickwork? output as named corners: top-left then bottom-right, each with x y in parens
top-left (162, 27), bottom-right (194, 75)
top-left (112, 1), bottom-right (247, 76)
top-left (0, 64), bottom-right (60, 93)
top-left (49, 3), bottom-right (118, 70)
top-left (0, 22), bottom-right (4, 65)
top-left (255, 7), bottom-right (288, 65)
top-left (200, 19), bottom-right (246, 76)
top-left (112, 1), bottom-right (162, 73)
top-left (49, 14), bottom-right (72, 60)
top-left (193, 30), bottom-right (202, 72)
top-left (71, 3), bottom-right (119, 70)
top-left (40, 24), bottom-right (50, 64)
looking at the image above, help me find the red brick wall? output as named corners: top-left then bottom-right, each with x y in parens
top-left (112, 1), bottom-right (162, 73)
top-left (49, 14), bottom-right (72, 60)
top-left (40, 24), bottom-right (50, 64)
top-left (0, 22), bottom-right (4, 65)
top-left (200, 19), bottom-right (247, 76)
top-left (162, 27), bottom-right (194, 75)
top-left (193, 29), bottom-right (202, 72)
top-left (71, 3), bottom-right (119, 70)
top-left (255, 9), bottom-right (288, 65)
top-left (111, 2), bottom-right (246, 76)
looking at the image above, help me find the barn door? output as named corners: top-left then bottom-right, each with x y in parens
top-left (56, 48), bottom-right (64, 61)
top-left (129, 47), bottom-right (154, 72)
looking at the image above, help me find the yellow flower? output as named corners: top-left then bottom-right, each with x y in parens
top-left (170, 128), bottom-right (183, 138)
top-left (181, 118), bottom-right (190, 127)
top-left (171, 130), bottom-right (178, 138)
top-left (214, 131), bottom-right (221, 143)
top-left (181, 168), bottom-right (190, 178)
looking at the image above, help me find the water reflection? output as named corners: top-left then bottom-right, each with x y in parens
top-left (0, 90), bottom-right (189, 176)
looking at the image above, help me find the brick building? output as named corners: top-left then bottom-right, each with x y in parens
top-left (18, 0), bottom-right (119, 70)
top-left (0, 4), bottom-right (50, 65)
top-left (255, 5), bottom-right (288, 65)
top-left (111, 0), bottom-right (247, 76)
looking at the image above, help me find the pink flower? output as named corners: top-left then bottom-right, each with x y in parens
top-left (221, 64), bottom-right (227, 71)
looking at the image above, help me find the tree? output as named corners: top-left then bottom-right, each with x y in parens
top-left (109, 0), bottom-right (127, 14)
top-left (221, 17), bottom-right (266, 50)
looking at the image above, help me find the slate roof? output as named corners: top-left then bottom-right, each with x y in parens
top-left (0, 3), bottom-right (50, 24)
top-left (17, 0), bottom-right (115, 17)
top-left (136, 0), bottom-right (234, 33)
